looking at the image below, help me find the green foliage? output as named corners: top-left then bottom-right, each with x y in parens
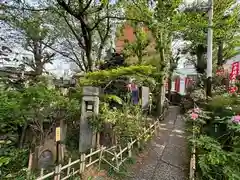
top-left (0, 144), bottom-right (29, 179)
top-left (123, 23), bottom-right (151, 64)
top-left (99, 103), bottom-right (147, 145)
top-left (79, 65), bottom-right (157, 86)
top-left (178, 0), bottom-right (240, 71)
top-left (0, 81), bottom-right (80, 179)
top-left (192, 134), bottom-right (240, 180)
top-left (102, 94), bottom-right (123, 105)
top-left (208, 94), bottom-right (236, 110)
top-left (2, 4), bottom-right (57, 75)
top-left (186, 92), bottom-right (240, 180)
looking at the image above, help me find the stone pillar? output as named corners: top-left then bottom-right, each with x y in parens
top-left (79, 86), bottom-right (100, 153)
top-left (141, 86), bottom-right (150, 110)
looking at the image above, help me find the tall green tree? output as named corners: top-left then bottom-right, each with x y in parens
top-left (0, 81), bottom-right (79, 178)
top-left (1, 2), bottom-right (58, 78)
top-left (122, 22), bottom-right (151, 64)
top-left (121, 0), bottom-right (182, 115)
top-left (53, 0), bottom-right (119, 72)
top-left (179, 0), bottom-right (240, 73)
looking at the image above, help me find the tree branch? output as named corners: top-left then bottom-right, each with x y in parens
top-left (90, 15), bottom-right (149, 31)
top-left (57, 0), bottom-right (79, 18)
top-left (66, 39), bottom-right (85, 71)
top-left (61, 13), bottom-right (85, 49)
top-left (41, 41), bottom-right (85, 70)
top-left (82, 0), bottom-right (93, 13)
top-left (0, 3), bottom-right (50, 12)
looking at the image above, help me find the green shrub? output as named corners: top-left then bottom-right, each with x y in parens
top-left (186, 93), bottom-right (240, 180)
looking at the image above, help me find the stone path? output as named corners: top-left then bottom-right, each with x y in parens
top-left (126, 106), bottom-right (189, 180)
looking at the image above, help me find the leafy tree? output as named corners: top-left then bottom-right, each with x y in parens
top-left (179, 0), bottom-right (240, 73)
top-left (1, 2), bottom-right (58, 78)
top-left (99, 52), bottom-right (126, 70)
top-left (52, 0), bottom-right (120, 72)
top-left (122, 22), bottom-right (151, 64)
top-left (123, 0), bottom-right (182, 115)
top-left (0, 81), bottom-right (79, 178)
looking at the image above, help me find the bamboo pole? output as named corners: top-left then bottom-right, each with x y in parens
top-left (127, 142), bottom-right (132, 158)
top-left (67, 158), bottom-right (72, 175)
top-left (98, 146), bottom-right (104, 170)
top-left (79, 154), bottom-right (86, 174)
top-left (114, 149), bottom-right (119, 172)
top-left (89, 148), bottom-right (93, 164)
top-left (54, 164), bottom-right (61, 180)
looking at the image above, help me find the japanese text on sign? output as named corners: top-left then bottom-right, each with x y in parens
top-left (55, 127), bottom-right (61, 142)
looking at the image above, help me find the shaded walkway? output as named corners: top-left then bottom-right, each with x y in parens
top-left (126, 106), bottom-right (189, 180)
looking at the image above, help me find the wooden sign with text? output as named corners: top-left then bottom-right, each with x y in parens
top-left (55, 127), bottom-right (61, 142)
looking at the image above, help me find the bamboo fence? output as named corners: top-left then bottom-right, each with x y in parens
top-left (35, 119), bottom-right (161, 180)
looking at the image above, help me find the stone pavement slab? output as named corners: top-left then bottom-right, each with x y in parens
top-left (126, 106), bottom-right (189, 180)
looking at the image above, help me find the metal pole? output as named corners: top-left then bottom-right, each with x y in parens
top-left (206, 0), bottom-right (213, 97)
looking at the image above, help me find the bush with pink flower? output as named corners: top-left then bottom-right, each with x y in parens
top-left (231, 115), bottom-right (240, 124)
top-left (186, 92), bottom-right (240, 179)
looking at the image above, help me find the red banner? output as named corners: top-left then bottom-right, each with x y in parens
top-left (175, 78), bottom-right (180, 92)
top-left (230, 62), bottom-right (239, 81)
top-left (228, 62), bottom-right (239, 93)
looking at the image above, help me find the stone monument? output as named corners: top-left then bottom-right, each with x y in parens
top-left (141, 86), bottom-right (150, 110)
top-left (79, 86), bottom-right (100, 153)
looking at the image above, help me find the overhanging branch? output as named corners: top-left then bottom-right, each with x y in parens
top-left (61, 13), bottom-right (85, 49)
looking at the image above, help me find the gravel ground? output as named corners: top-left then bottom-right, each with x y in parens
top-left (126, 106), bottom-right (190, 180)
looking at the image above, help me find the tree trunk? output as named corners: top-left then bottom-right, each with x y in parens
top-left (97, 44), bottom-right (104, 63)
top-left (155, 31), bottom-right (165, 117)
top-left (196, 44), bottom-right (206, 74)
top-left (33, 40), bottom-right (44, 77)
top-left (86, 51), bottom-right (93, 72)
top-left (19, 123), bottom-right (28, 148)
top-left (35, 60), bottom-right (44, 77)
top-left (168, 73), bottom-right (172, 100)
top-left (217, 41), bottom-right (223, 66)
top-left (156, 86), bottom-right (163, 116)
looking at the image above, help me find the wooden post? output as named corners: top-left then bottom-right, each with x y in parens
top-left (114, 149), bottom-right (119, 172)
top-left (40, 168), bottom-right (44, 177)
top-left (154, 123), bottom-right (157, 136)
top-left (79, 154), bottom-right (86, 174)
top-left (54, 164), bottom-right (61, 180)
top-left (127, 142), bottom-right (132, 158)
top-left (67, 158), bottom-right (72, 175)
top-left (137, 138), bottom-right (141, 149)
top-left (98, 146), bottom-right (104, 170)
top-left (61, 145), bottom-right (64, 163)
top-left (55, 127), bottom-right (61, 164)
top-left (119, 145), bottom-right (123, 162)
top-left (72, 168), bottom-right (75, 176)
top-left (89, 148), bottom-right (93, 164)
top-left (92, 133), bottom-right (97, 149)
top-left (158, 120), bottom-right (161, 130)
top-left (27, 152), bottom-right (33, 170)
top-left (54, 165), bottom-right (58, 180)
top-left (27, 152), bottom-right (34, 177)
top-left (96, 132), bottom-right (100, 148)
